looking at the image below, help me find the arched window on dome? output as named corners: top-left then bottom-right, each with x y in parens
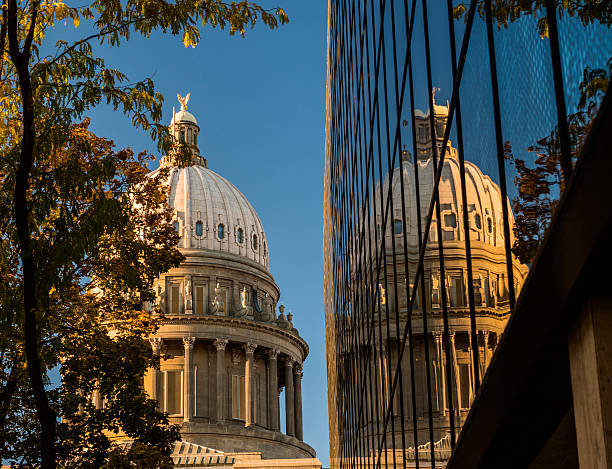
top-left (394, 219), bottom-right (403, 235)
top-left (236, 228), bottom-right (243, 244)
top-left (252, 234), bottom-right (258, 251)
top-left (444, 213), bottom-right (457, 229)
top-left (217, 224), bottom-right (225, 239)
top-left (195, 221), bottom-right (203, 237)
top-left (474, 214), bottom-right (482, 230)
top-left (487, 217), bottom-right (493, 234)
top-left (173, 221), bottom-right (180, 233)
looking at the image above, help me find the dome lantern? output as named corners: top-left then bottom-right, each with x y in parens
top-left (164, 92), bottom-right (207, 167)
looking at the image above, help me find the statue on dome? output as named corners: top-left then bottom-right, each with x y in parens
top-left (211, 282), bottom-right (225, 316)
top-left (177, 92), bottom-right (191, 111)
top-left (275, 304), bottom-right (290, 329)
top-left (234, 286), bottom-right (253, 319)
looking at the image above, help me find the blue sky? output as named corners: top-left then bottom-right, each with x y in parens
top-left (73, 1), bottom-right (331, 464)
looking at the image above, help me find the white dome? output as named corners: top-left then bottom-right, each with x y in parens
top-left (151, 164), bottom-right (269, 269)
top-left (171, 109), bottom-right (197, 125)
top-left (376, 156), bottom-right (514, 248)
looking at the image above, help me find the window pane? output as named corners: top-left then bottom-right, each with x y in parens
top-left (252, 234), bottom-right (258, 250)
top-left (240, 376), bottom-right (246, 420)
top-left (195, 286), bottom-right (205, 314)
top-left (218, 224), bottom-right (224, 239)
top-left (237, 228), bottom-right (243, 243)
top-left (459, 364), bottom-right (471, 409)
top-left (166, 371), bottom-right (182, 415)
top-left (171, 285), bottom-right (180, 314)
top-left (173, 221), bottom-right (179, 233)
top-left (444, 213), bottom-right (457, 228)
top-left (232, 375), bottom-right (239, 418)
top-left (195, 221), bottom-right (203, 237)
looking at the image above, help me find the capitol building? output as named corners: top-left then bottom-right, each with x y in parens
top-left (122, 95), bottom-right (321, 468)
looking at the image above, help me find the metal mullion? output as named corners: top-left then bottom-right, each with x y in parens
top-left (346, 1), bottom-right (372, 464)
top-left (385, 0), bottom-right (416, 466)
top-left (338, 1), bottom-right (360, 461)
top-left (365, 3), bottom-right (393, 467)
top-left (395, 1), bottom-right (422, 465)
top-left (445, 0), bottom-right (480, 393)
top-left (374, 0), bottom-right (480, 457)
top-left (483, 0), bottom-right (516, 312)
top-left (374, 1), bottom-right (401, 466)
top-left (422, 0), bottom-right (457, 450)
top-left (545, 0), bottom-right (573, 183)
top-left (355, 3), bottom-right (381, 463)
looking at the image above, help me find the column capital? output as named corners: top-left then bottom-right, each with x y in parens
top-left (449, 330), bottom-right (456, 342)
top-left (294, 362), bottom-right (303, 377)
top-left (214, 338), bottom-right (229, 351)
top-left (432, 329), bottom-right (443, 340)
top-left (266, 348), bottom-right (280, 360)
top-left (149, 337), bottom-right (163, 355)
top-left (283, 356), bottom-right (296, 368)
top-left (183, 336), bottom-right (196, 349)
top-left (244, 342), bottom-right (257, 355)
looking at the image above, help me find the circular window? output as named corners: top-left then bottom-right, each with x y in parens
top-left (217, 224), bottom-right (225, 239)
top-left (195, 221), bottom-right (203, 237)
top-left (252, 234), bottom-right (258, 250)
top-left (237, 228), bottom-right (243, 244)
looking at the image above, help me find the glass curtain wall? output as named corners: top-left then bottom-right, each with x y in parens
top-left (323, 0), bottom-right (611, 468)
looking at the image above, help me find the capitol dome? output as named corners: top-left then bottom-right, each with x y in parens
top-left (149, 164), bottom-right (269, 269)
top-left (378, 155), bottom-right (514, 249)
top-left (135, 95), bottom-right (316, 462)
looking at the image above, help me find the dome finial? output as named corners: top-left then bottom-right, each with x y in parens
top-left (177, 92), bottom-right (191, 111)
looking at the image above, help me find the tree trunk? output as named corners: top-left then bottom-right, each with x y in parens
top-left (8, 0), bottom-right (57, 465)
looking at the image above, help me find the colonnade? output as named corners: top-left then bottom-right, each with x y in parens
top-left (149, 336), bottom-right (304, 441)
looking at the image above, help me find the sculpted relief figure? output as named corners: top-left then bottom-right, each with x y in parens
top-left (185, 279), bottom-right (192, 311)
top-left (211, 283), bottom-right (225, 316)
top-left (234, 286), bottom-right (253, 318)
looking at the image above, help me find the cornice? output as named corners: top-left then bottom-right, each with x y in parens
top-left (159, 315), bottom-right (309, 359)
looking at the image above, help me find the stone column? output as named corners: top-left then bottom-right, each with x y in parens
top-left (149, 337), bottom-right (163, 408)
top-left (244, 343), bottom-right (257, 426)
top-left (449, 331), bottom-right (461, 413)
top-left (467, 332), bottom-right (475, 403)
top-left (267, 349), bottom-right (280, 431)
top-left (569, 297), bottom-right (612, 469)
top-left (183, 337), bottom-right (195, 421)
top-left (433, 330), bottom-right (446, 415)
top-left (294, 363), bottom-right (303, 440)
top-left (284, 356), bottom-right (295, 437)
top-left (213, 338), bottom-right (228, 422)
top-left (482, 330), bottom-right (490, 373)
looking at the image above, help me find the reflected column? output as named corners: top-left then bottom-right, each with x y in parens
top-left (433, 330), bottom-right (446, 415)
